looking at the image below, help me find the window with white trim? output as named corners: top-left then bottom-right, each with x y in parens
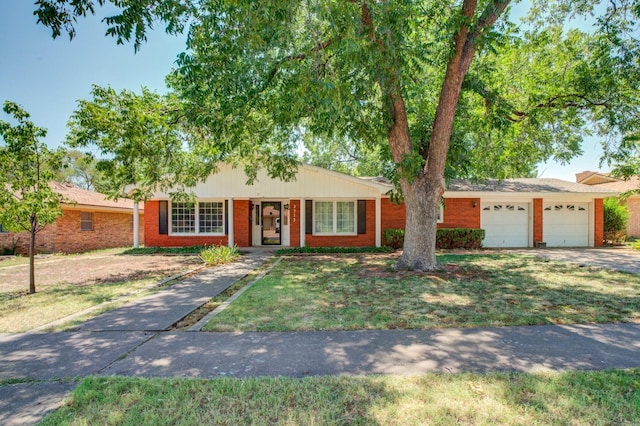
top-left (80, 212), bottom-right (93, 231)
top-left (438, 204), bottom-right (444, 223)
top-left (0, 223), bottom-right (7, 233)
top-left (199, 202), bottom-right (224, 233)
top-left (314, 200), bottom-right (357, 235)
top-left (171, 201), bottom-right (225, 235)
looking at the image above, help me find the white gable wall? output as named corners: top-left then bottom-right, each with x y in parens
top-left (150, 164), bottom-right (385, 200)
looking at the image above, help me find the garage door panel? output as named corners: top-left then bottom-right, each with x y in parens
top-left (543, 203), bottom-right (589, 247)
top-left (481, 203), bottom-right (529, 248)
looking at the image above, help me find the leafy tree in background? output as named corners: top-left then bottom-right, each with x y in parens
top-left (34, 0), bottom-right (640, 270)
top-left (66, 85), bottom-right (220, 202)
top-left (56, 149), bottom-right (108, 192)
top-left (0, 101), bottom-right (64, 294)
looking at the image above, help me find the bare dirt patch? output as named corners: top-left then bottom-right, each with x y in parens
top-left (0, 252), bottom-right (202, 293)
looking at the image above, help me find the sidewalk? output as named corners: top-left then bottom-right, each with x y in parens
top-left (75, 251), bottom-right (272, 331)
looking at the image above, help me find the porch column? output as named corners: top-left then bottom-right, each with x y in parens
top-left (133, 201), bottom-right (140, 248)
top-left (228, 198), bottom-right (234, 247)
top-left (300, 198), bottom-right (305, 247)
top-left (375, 196), bottom-right (381, 247)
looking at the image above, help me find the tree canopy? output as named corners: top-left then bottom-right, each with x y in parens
top-left (35, 0), bottom-right (640, 269)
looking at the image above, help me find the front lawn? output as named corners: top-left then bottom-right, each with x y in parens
top-left (42, 370), bottom-right (640, 425)
top-left (204, 254), bottom-right (640, 332)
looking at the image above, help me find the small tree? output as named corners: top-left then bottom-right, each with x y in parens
top-left (0, 101), bottom-right (64, 294)
top-left (603, 198), bottom-right (629, 245)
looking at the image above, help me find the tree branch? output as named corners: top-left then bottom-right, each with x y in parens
top-left (509, 94), bottom-right (612, 121)
top-left (264, 37), bottom-right (339, 89)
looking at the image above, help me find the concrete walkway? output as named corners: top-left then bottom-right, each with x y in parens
top-left (503, 246), bottom-right (640, 274)
top-left (76, 251), bottom-right (272, 331)
top-left (2, 248), bottom-right (640, 425)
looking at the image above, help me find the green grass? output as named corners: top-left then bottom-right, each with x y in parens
top-left (0, 275), bottom-right (176, 332)
top-left (42, 370), bottom-right (640, 425)
top-left (204, 254), bottom-right (640, 332)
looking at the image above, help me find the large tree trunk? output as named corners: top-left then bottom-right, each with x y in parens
top-left (28, 214), bottom-right (36, 294)
top-left (396, 174), bottom-right (442, 270)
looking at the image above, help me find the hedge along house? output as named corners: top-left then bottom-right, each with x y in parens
top-left (143, 164), bottom-right (618, 249)
top-left (0, 182), bottom-right (144, 255)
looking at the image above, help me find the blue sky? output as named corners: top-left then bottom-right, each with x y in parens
top-left (0, 0), bottom-right (606, 181)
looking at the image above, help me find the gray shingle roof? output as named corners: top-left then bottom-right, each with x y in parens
top-left (448, 178), bottom-right (619, 193)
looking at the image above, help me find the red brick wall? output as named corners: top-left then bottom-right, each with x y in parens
top-left (1, 209), bottom-right (142, 255)
top-left (533, 198), bottom-right (543, 244)
top-left (305, 200), bottom-right (376, 247)
top-left (381, 198), bottom-right (406, 232)
top-left (54, 209), bottom-right (144, 253)
top-left (625, 197), bottom-right (640, 237)
top-left (381, 198), bottom-right (480, 231)
top-left (233, 200), bottom-right (251, 247)
top-left (144, 200), bottom-right (229, 247)
top-left (0, 222), bottom-right (58, 255)
top-left (290, 200), bottom-right (301, 247)
top-left (439, 198), bottom-right (480, 228)
top-left (594, 198), bottom-right (604, 247)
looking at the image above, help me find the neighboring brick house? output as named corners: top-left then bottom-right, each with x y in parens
top-left (142, 163), bottom-right (616, 249)
top-left (576, 171), bottom-right (640, 237)
top-left (0, 182), bottom-right (144, 255)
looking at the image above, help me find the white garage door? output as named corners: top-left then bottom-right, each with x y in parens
top-left (543, 203), bottom-right (589, 247)
top-left (481, 203), bottom-right (529, 247)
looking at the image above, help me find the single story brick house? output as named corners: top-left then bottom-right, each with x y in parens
top-left (142, 164), bottom-right (617, 249)
top-left (576, 171), bottom-right (640, 238)
top-left (0, 182), bottom-right (144, 255)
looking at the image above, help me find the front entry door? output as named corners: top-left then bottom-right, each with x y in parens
top-left (261, 202), bottom-right (281, 245)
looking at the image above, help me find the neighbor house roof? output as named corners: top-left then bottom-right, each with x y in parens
top-left (575, 171), bottom-right (639, 193)
top-left (51, 182), bottom-right (142, 212)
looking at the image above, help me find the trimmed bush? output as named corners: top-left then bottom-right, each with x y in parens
top-left (383, 228), bottom-right (485, 249)
top-left (603, 198), bottom-right (629, 245)
top-left (436, 228), bottom-right (485, 249)
top-left (383, 229), bottom-right (405, 249)
top-left (276, 246), bottom-right (392, 255)
top-left (200, 245), bottom-right (240, 265)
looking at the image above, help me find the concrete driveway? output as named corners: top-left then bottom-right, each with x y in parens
top-left (501, 247), bottom-right (640, 274)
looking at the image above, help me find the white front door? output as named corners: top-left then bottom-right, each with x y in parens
top-left (481, 203), bottom-right (530, 247)
top-left (543, 203), bottom-right (589, 247)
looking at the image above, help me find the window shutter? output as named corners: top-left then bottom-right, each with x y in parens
top-left (225, 200), bottom-right (229, 234)
top-left (158, 201), bottom-right (168, 235)
top-left (305, 200), bottom-right (313, 235)
top-left (357, 200), bottom-right (366, 234)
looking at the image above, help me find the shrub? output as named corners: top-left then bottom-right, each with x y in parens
top-left (382, 228), bottom-right (486, 249)
top-left (383, 229), bottom-right (405, 249)
top-left (276, 246), bottom-right (391, 255)
top-left (200, 245), bottom-right (240, 266)
top-left (632, 240), bottom-right (640, 251)
top-left (603, 198), bottom-right (629, 245)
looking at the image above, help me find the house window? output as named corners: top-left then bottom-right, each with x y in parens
top-left (80, 212), bottom-right (93, 231)
top-left (171, 202), bottom-right (196, 233)
top-left (314, 200), bottom-right (357, 235)
top-left (171, 201), bottom-right (225, 235)
top-left (198, 202), bottom-right (224, 233)
top-left (0, 223), bottom-right (7, 233)
top-left (438, 204), bottom-right (444, 223)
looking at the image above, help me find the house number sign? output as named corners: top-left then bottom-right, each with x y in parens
top-left (292, 203), bottom-right (297, 223)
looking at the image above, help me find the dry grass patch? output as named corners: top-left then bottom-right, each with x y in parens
top-left (204, 253), bottom-right (640, 332)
